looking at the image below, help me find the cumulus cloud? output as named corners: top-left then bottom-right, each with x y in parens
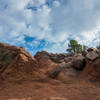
top-left (53, 1), bottom-right (60, 7)
top-left (0, 0), bottom-right (100, 54)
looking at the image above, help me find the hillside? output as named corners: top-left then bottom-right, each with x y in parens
top-left (0, 43), bottom-right (100, 100)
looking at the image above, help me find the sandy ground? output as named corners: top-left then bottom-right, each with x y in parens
top-left (0, 79), bottom-right (100, 100)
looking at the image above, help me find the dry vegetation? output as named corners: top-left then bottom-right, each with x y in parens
top-left (0, 48), bottom-right (13, 66)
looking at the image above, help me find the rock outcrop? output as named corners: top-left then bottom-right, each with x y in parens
top-left (34, 51), bottom-right (85, 82)
top-left (34, 48), bottom-right (100, 82)
top-left (0, 42), bottom-right (100, 83)
top-left (0, 43), bottom-right (39, 82)
top-left (80, 48), bottom-right (100, 81)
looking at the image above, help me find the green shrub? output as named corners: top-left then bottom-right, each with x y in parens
top-left (0, 48), bottom-right (13, 65)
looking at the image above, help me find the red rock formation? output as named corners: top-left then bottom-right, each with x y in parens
top-left (80, 49), bottom-right (100, 81)
top-left (0, 42), bottom-right (100, 83)
top-left (34, 51), bottom-right (59, 78)
top-left (0, 43), bottom-right (100, 100)
top-left (0, 43), bottom-right (39, 82)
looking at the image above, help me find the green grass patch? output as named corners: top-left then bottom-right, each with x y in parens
top-left (0, 48), bottom-right (13, 66)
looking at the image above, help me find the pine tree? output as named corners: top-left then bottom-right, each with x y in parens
top-left (66, 40), bottom-right (82, 54)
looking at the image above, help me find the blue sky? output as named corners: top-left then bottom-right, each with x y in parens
top-left (0, 0), bottom-right (100, 55)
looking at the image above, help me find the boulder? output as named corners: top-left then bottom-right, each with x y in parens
top-left (87, 48), bottom-right (97, 52)
top-left (86, 51), bottom-right (99, 61)
top-left (71, 55), bottom-right (86, 70)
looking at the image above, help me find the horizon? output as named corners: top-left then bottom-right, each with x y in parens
top-left (0, 0), bottom-right (100, 55)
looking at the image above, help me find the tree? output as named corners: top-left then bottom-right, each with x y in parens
top-left (66, 40), bottom-right (82, 54)
top-left (77, 44), bottom-right (82, 53)
top-left (82, 45), bottom-right (88, 51)
top-left (96, 44), bottom-right (100, 51)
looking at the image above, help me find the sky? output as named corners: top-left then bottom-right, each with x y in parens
top-left (0, 0), bottom-right (100, 55)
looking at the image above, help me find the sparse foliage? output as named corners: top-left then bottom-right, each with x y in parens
top-left (66, 40), bottom-right (82, 54)
top-left (96, 44), bottom-right (100, 51)
top-left (0, 48), bottom-right (13, 65)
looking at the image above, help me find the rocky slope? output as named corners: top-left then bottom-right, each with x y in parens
top-left (0, 43), bottom-right (39, 83)
top-left (0, 43), bottom-right (100, 100)
top-left (0, 42), bottom-right (100, 83)
top-left (34, 48), bottom-right (100, 82)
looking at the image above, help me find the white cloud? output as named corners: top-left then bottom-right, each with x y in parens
top-left (74, 26), bottom-right (100, 47)
top-left (38, 0), bottom-right (46, 5)
top-left (53, 1), bottom-right (60, 7)
top-left (0, 0), bottom-right (100, 54)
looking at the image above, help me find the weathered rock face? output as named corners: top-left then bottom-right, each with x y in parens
top-left (80, 48), bottom-right (100, 81)
top-left (35, 51), bottom-right (74, 63)
top-left (35, 49), bottom-right (100, 82)
top-left (0, 43), bottom-right (39, 82)
top-left (0, 42), bottom-right (100, 83)
top-left (34, 51), bottom-right (83, 82)
top-left (72, 55), bottom-right (86, 70)
top-left (86, 51), bottom-right (99, 61)
top-left (34, 51), bottom-right (59, 78)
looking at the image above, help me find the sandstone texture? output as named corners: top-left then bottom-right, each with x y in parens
top-left (0, 43), bottom-right (100, 100)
